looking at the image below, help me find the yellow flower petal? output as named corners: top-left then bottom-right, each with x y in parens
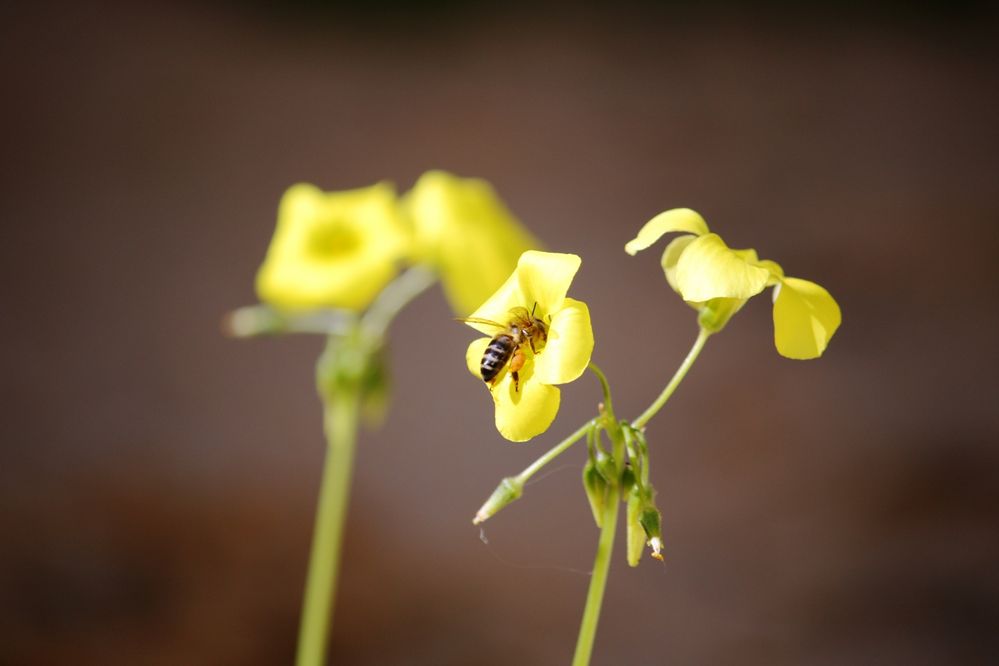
top-left (772, 277), bottom-right (842, 359)
top-left (465, 251), bottom-right (581, 334)
top-left (624, 209), bottom-right (709, 255)
top-left (463, 266), bottom-right (525, 337)
top-left (466, 337), bottom-right (490, 379)
top-left (534, 298), bottom-right (594, 385)
top-left (516, 251), bottom-right (581, 319)
top-left (731, 249), bottom-right (785, 287)
top-left (405, 171), bottom-right (539, 317)
top-left (660, 234), bottom-right (697, 295)
top-left (491, 363), bottom-right (561, 442)
top-left (755, 259), bottom-right (784, 286)
top-left (674, 233), bottom-right (771, 303)
top-left (255, 182), bottom-right (407, 311)
top-left (731, 247), bottom-right (760, 263)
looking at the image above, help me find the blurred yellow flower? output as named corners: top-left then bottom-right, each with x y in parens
top-left (464, 251), bottom-right (594, 442)
top-left (626, 209), bottom-right (841, 359)
top-left (256, 182), bottom-right (408, 312)
top-left (404, 171), bottom-right (539, 317)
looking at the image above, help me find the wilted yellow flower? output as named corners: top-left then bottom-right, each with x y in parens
top-left (256, 182), bottom-right (408, 312)
top-left (464, 251), bottom-right (594, 442)
top-left (404, 171), bottom-right (539, 317)
top-left (626, 209), bottom-right (841, 359)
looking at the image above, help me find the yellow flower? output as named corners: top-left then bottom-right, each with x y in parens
top-left (625, 209), bottom-right (841, 359)
top-left (256, 182), bottom-right (408, 312)
top-left (404, 170), bottom-right (540, 317)
top-left (464, 251), bottom-right (594, 442)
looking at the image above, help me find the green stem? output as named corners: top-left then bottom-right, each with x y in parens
top-left (571, 331), bottom-right (709, 665)
top-left (360, 267), bottom-right (437, 341)
top-left (632, 327), bottom-right (710, 429)
top-left (587, 362), bottom-right (614, 416)
top-left (573, 364), bottom-right (626, 666)
top-left (224, 267), bottom-right (436, 340)
top-left (514, 420), bottom-right (595, 486)
top-left (572, 480), bottom-right (620, 666)
top-left (296, 393), bottom-right (361, 666)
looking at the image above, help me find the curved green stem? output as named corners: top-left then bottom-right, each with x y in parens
top-left (587, 362), bottom-right (614, 416)
top-left (572, 495), bottom-right (619, 666)
top-left (632, 327), bottom-right (710, 429)
top-left (296, 393), bottom-right (360, 666)
top-left (360, 267), bottom-right (437, 341)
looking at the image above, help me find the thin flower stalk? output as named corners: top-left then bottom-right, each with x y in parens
top-left (297, 391), bottom-right (360, 666)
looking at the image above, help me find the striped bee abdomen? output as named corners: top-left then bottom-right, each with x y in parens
top-left (481, 334), bottom-right (514, 383)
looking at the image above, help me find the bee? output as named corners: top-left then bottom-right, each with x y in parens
top-left (460, 303), bottom-right (548, 392)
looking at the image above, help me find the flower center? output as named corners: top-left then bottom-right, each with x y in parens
top-left (307, 219), bottom-right (362, 261)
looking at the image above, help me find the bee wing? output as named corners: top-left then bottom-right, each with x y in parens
top-left (456, 316), bottom-right (507, 330)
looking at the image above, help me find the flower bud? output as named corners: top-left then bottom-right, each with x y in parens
top-left (473, 476), bottom-right (523, 524)
top-left (582, 459), bottom-right (610, 528)
top-left (626, 486), bottom-right (665, 566)
top-left (639, 506), bottom-right (664, 561)
top-left (620, 463), bottom-right (637, 497)
top-left (626, 486), bottom-right (646, 567)
top-left (594, 452), bottom-right (617, 488)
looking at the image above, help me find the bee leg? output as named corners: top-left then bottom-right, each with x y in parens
top-left (509, 350), bottom-right (526, 393)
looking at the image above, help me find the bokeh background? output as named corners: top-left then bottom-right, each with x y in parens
top-left (2, 1), bottom-right (998, 664)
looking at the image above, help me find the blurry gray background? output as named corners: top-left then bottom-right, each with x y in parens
top-left (2, 1), bottom-right (998, 664)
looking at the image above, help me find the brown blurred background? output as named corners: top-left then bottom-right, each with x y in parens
top-left (2, 0), bottom-right (998, 664)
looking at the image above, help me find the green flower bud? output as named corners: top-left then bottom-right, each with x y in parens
top-left (626, 486), bottom-right (646, 567)
top-left (639, 506), bottom-right (664, 561)
top-left (625, 485), bottom-right (665, 566)
top-left (595, 452), bottom-right (617, 488)
top-left (582, 459), bottom-right (609, 528)
top-left (473, 476), bottom-right (523, 525)
top-left (620, 464), bottom-right (637, 497)
top-left (223, 304), bottom-right (286, 337)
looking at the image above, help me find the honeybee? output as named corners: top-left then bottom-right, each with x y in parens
top-left (460, 304), bottom-right (548, 392)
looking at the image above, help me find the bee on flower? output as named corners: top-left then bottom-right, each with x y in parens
top-left (462, 251), bottom-right (594, 442)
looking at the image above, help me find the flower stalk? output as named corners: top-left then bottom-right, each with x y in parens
top-left (572, 364), bottom-right (625, 666)
top-left (569, 327), bottom-right (720, 663)
top-left (632, 326), bottom-right (711, 429)
top-left (297, 389), bottom-right (361, 666)
top-left (293, 268), bottom-right (437, 666)
top-left (235, 173), bottom-right (537, 666)
top-left (572, 483), bottom-right (620, 666)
